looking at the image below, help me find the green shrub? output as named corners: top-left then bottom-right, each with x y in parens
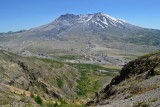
top-left (46, 101), bottom-right (58, 107)
top-left (30, 93), bottom-right (35, 98)
top-left (133, 101), bottom-right (150, 107)
top-left (54, 102), bottom-right (59, 107)
top-left (151, 98), bottom-right (158, 102)
top-left (35, 95), bottom-right (43, 105)
top-left (154, 67), bottom-right (160, 75)
top-left (56, 78), bottom-right (63, 88)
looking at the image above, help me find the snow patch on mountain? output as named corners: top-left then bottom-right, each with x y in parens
top-left (102, 17), bottom-right (109, 26)
top-left (92, 21), bottom-right (105, 28)
top-left (89, 13), bottom-right (127, 28)
top-left (78, 15), bottom-right (93, 23)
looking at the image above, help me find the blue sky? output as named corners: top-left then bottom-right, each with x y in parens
top-left (0, 0), bottom-right (160, 32)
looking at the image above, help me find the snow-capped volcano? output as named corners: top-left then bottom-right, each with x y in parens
top-left (2, 12), bottom-right (160, 46)
top-left (29, 12), bottom-right (136, 38)
top-left (53, 12), bottom-right (128, 29)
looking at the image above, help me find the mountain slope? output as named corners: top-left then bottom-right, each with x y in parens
top-left (0, 50), bottom-right (80, 98)
top-left (86, 51), bottom-right (160, 107)
top-left (0, 12), bottom-right (160, 66)
top-left (2, 12), bottom-right (160, 45)
top-left (0, 50), bottom-right (118, 106)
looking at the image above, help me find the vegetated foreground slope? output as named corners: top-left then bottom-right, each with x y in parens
top-left (0, 50), bottom-right (118, 106)
top-left (87, 51), bottom-right (160, 107)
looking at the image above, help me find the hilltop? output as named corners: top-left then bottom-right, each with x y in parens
top-left (87, 51), bottom-right (160, 107)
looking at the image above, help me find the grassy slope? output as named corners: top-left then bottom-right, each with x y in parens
top-left (68, 63), bottom-right (118, 98)
top-left (0, 50), bottom-right (120, 106)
